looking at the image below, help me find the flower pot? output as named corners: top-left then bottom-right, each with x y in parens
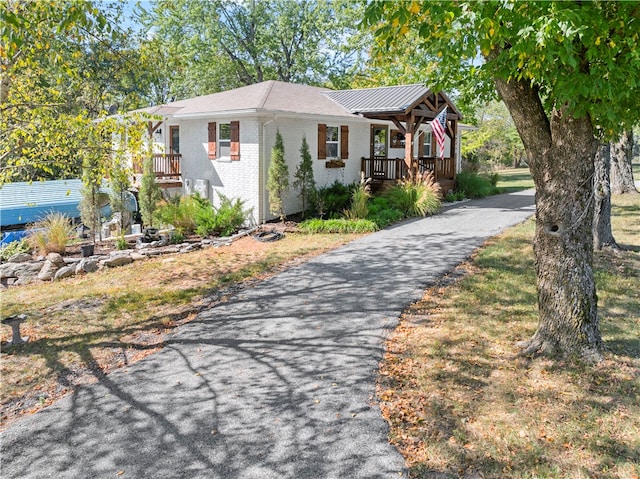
top-left (81, 244), bottom-right (94, 257)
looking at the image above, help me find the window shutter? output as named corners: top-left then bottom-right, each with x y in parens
top-left (208, 122), bottom-right (217, 160)
top-left (340, 125), bottom-right (349, 159)
top-left (230, 121), bottom-right (240, 160)
top-left (418, 131), bottom-right (424, 157)
top-left (317, 124), bottom-right (327, 159)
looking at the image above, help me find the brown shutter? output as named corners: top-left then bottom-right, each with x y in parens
top-left (317, 124), bottom-right (327, 159)
top-left (208, 122), bottom-right (217, 160)
top-left (418, 131), bottom-right (424, 157)
top-left (340, 125), bottom-right (349, 159)
top-left (230, 121), bottom-right (240, 160)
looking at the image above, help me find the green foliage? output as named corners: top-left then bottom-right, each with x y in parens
top-left (195, 194), bottom-right (251, 237)
top-left (444, 191), bottom-right (467, 203)
top-left (293, 135), bottom-right (316, 217)
top-left (79, 179), bottom-right (108, 243)
top-left (154, 194), bottom-right (203, 235)
top-left (267, 130), bottom-right (289, 221)
top-left (299, 218), bottom-right (379, 234)
top-left (0, 2), bottom-right (152, 183)
top-left (138, 155), bottom-right (162, 227)
top-left (363, 1), bottom-right (640, 136)
top-left (108, 155), bottom-right (132, 232)
top-left (455, 172), bottom-right (499, 199)
top-left (26, 212), bottom-right (75, 256)
top-left (344, 173), bottom-right (371, 220)
top-left (462, 101), bottom-right (526, 169)
top-left (0, 239), bottom-right (31, 262)
top-left (384, 172), bottom-right (442, 217)
top-left (115, 235), bottom-right (128, 251)
top-left (313, 181), bottom-right (353, 218)
top-left (368, 208), bottom-right (405, 229)
top-left (141, 0), bottom-right (367, 96)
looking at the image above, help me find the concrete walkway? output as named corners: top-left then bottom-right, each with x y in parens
top-left (1, 191), bottom-right (535, 479)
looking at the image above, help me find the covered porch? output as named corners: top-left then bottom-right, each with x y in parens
top-left (325, 85), bottom-right (462, 190)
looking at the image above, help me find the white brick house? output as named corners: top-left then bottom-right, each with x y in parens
top-left (135, 81), bottom-right (463, 223)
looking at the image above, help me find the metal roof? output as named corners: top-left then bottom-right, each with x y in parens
top-left (323, 84), bottom-right (430, 114)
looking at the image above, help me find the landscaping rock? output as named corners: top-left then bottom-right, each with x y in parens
top-left (101, 254), bottom-right (133, 268)
top-left (7, 253), bottom-right (33, 263)
top-left (54, 265), bottom-right (76, 281)
top-left (38, 260), bottom-right (59, 281)
top-left (45, 252), bottom-right (65, 267)
top-left (130, 252), bottom-right (147, 261)
top-left (180, 243), bottom-right (201, 253)
top-left (75, 259), bottom-right (99, 275)
top-left (0, 262), bottom-right (42, 281)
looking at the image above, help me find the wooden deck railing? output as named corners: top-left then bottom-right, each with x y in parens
top-left (133, 154), bottom-right (182, 178)
top-left (361, 156), bottom-right (455, 181)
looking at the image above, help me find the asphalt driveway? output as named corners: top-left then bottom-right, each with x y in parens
top-left (0, 190), bottom-right (535, 479)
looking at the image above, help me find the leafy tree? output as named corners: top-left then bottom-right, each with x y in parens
top-left (610, 130), bottom-right (638, 195)
top-left (293, 135), bottom-right (316, 217)
top-left (1, 1), bottom-right (155, 183)
top-left (365, 1), bottom-right (640, 360)
top-left (593, 143), bottom-right (618, 251)
top-left (267, 130), bottom-right (289, 221)
top-left (140, 0), bottom-right (367, 98)
top-left (139, 154), bottom-right (162, 227)
top-left (108, 153), bottom-right (132, 233)
top-left (461, 101), bottom-right (525, 170)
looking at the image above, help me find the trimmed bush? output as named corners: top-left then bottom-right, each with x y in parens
top-left (313, 181), bottom-right (353, 218)
top-left (195, 193), bottom-right (251, 237)
top-left (456, 171), bottom-right (498, 198)
top-left (154, 194), bottom-right (204, 235)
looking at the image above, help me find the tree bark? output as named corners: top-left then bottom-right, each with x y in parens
top-left (593, 143), bottom-right (618, 250)
top-left (610, 130), bottom-right (638, 195)
top-left (494, 76), bottom-right (604, 361)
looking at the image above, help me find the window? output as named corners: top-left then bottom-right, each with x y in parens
top-left (317, 124), bottom-right (349, 160)
top-left (170, 126), bottom-right (180, 154)
top-left (390, 129), bottom-right (405, 148)
top-left (326, 126), bottom-right (339, 159)
top-left (219, 123), bottom-right (231, 158)
top-left (422, 131), bottom-right (432, 157)
top-left (207, 121), bottom-right (240, 160)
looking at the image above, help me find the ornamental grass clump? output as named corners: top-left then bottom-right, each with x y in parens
top-left (26, 212), bottom-right (75, 255)
top-left (344, 173), bottom-right (371, 220)
top-left (385, 171), bottom-right (442, 217)
top-left (456, 171), bottom-right (498, 198)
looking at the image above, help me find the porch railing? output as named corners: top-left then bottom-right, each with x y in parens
top-left (361, 156), bottom-right (455, 182)
top-left (133, 154), bottom-right (182, 178)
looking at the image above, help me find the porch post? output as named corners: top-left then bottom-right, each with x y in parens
top-left (449, 119), bottom-right (457, 180)
top-left (404, 114), bottom-right (414, 175)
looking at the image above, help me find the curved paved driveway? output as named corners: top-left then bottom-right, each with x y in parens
top-left (1, 191), bottom-right (535, 478)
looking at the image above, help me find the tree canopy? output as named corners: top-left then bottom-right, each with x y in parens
top-left (139, 0), bottom-right (367, 99)
top-left (1, 0), bottom-right (154, 183)
top-left (364, 1), bottom-right (640, 360)
top-left (365, 1), bottom-right (639, 135)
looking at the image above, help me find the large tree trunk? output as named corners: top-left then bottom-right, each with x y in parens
top-left (610, 130), bottom-right (638, 195)
top-left (593, 143), bottom-right (618, 250)
top-left (494, 77), bottom-right (604, 361)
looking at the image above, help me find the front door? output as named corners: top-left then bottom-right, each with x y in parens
top-left (170, 126), bottom-right (180, 154)
top-left (370, 124), bottom-right (388, 158)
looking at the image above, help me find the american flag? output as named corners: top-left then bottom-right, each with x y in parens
top-left (430, 106), bottom-right (447, 160)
